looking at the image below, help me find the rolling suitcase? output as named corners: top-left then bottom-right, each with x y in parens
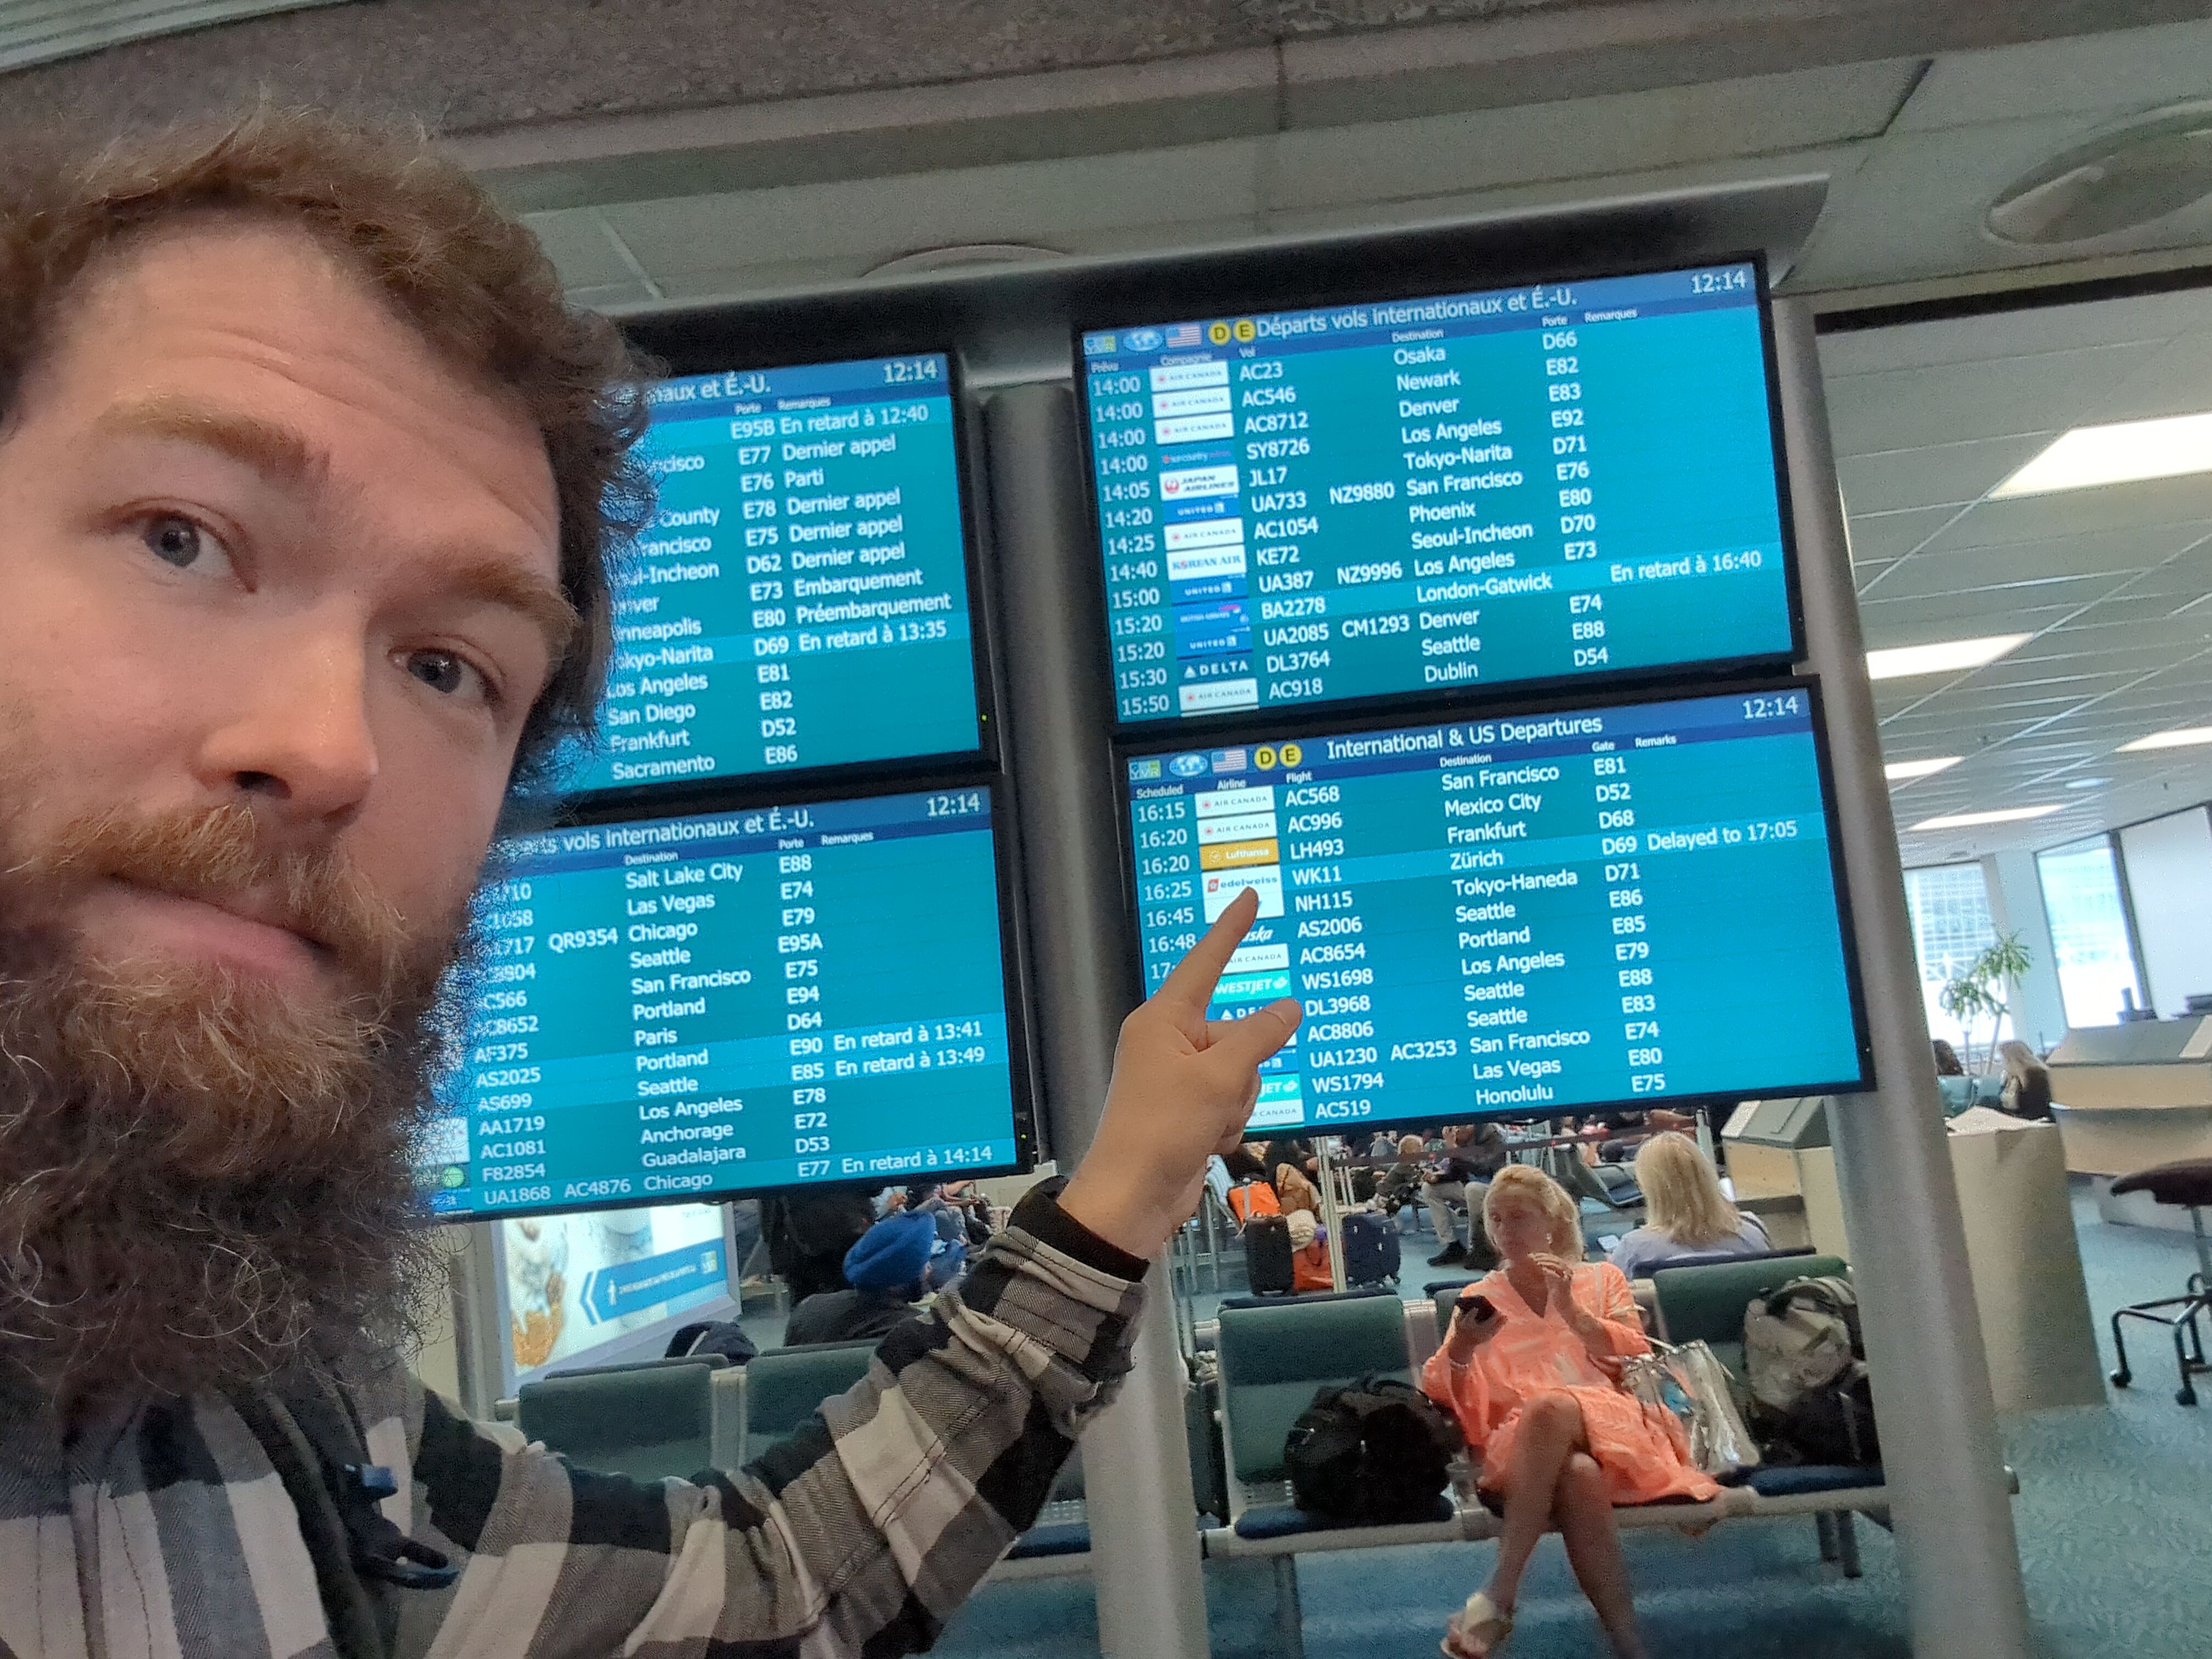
top-left (1244, 1214), bottom-right (1295, 1295)
top-left (1341, 1209), bottom-right (1401, 1285)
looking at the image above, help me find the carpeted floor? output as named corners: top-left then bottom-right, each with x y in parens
top-left (931, 1184), bottom-right (2212, 1657)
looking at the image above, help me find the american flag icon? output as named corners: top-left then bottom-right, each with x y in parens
top-left (1212, 748), bottom-right (1248, 774)
top-left (1165, 323), bottom-right (1202, 347)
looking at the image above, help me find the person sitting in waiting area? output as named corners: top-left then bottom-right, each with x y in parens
top-left (1426, 1122), bottom-right (1510, 1268)
top-left (1606, 1132), bottom-right (1771, 1279)
top-left (1997, 1039), bottom-right (2055, 1120)
top-left (1423, 1165), bottom-right (1719, 1659)
top-left (783, 1210), bottom-right (959, 1347)
top-left (1932, 1037), bottom-right (1965, 1077)
top-left (1375, 1133), bottom-right (1430, 1216)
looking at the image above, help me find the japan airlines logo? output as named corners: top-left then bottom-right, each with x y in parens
top-left (1169, 753), bottom-right (1209, 778)
top-left (1125, 327), bottom-right (1165, 351)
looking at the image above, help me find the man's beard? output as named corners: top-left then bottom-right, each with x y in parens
top-left (0, 800), bottom-right (469, 1403)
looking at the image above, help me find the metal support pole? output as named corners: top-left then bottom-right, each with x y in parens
top-left (1315, 1139), bottom-right (1348, 1293)
top-left (1771, 299), bottom-right (2031, 1658)
top-left (986, 382), bottom-right (1211, 1659)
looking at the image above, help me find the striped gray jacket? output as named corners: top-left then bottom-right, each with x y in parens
top-left (0, 1186), bottom-right (1146, 1658)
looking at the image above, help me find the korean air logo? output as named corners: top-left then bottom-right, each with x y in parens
top-left (1168, 753), bottom-right (1209, 778)
top-left (1125, 327), bottom-right (1165, 352)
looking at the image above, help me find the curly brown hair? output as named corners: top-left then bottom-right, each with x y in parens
top-left (0, 106), bottom-right (653, 788)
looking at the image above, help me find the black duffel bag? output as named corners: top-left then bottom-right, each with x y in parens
top-left (1284, 1374), bottom-right (1464, 1522)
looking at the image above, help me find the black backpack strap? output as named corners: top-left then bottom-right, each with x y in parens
top-left (227, 1388), bottom-right (393, 1659)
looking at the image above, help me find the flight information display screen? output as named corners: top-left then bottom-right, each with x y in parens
top-left (1081, 261), bottom-right (1795, 723)
top-left (420, 787), bottom-right (1025, 1221)
top-left (1121, 685), bottom-right (1866, 1134)
top-left (556, 352), bottom-right (982, 794)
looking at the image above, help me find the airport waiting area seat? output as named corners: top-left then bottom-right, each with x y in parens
top-left (738, 1339), bottom-right (877, 1462)
top-left (517, 1353), bottom-right (729, 1482)
top-left (1210, 1268), bottom-right (1938, 1655)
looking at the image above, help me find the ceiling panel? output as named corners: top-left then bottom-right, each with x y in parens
top-left (1825, 283), bottom-right (2212, 865)
top-left (1261, 60), bottom-right (1919, 213)
top-left (602, 136), bottom-right (1266, 276)
top-left (1890, 18), bottom-right (2212, 131)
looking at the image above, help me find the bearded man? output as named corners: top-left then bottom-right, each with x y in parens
top-left (0, 111), bottom-right (1300, 1659)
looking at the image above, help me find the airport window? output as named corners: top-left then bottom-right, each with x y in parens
top-left (1903, 862), bottom-right (2004, 1056)
top-left (2038, 836), bottom-right (2143, 1029)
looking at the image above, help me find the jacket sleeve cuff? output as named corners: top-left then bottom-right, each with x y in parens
top-left (1009, 1178), bottom-right (1149, 1283)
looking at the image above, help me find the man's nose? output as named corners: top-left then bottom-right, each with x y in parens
top-left (193, 618), bottom-right (379, 821)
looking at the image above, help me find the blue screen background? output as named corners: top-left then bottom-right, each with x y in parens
top-left (1124, 689), bottom-right (1863, 1135)
top-left (1083, 264), bottom-right (1793, 722)
top-left (421, 788), bottom-right (1018, 1220)
top-left (553, 353), bottom-right (981, 793)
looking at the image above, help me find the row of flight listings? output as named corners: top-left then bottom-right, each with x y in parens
top-left (415, 253), bottom-right (1874, 1230)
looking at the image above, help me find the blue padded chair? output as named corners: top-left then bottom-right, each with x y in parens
top-left (518, 1353), bottom-right (725, 1483)
top-left (739, 1340), bottom-right (876, 1463)
top-left (1215, 1288), bottom-right (1446, 1538)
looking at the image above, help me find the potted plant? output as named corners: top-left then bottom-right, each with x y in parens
top-left (1938, 932), bottom-right (2035, 1073)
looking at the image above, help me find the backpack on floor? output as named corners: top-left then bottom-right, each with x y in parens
top-left (1285, 1375), bottom-right (1464, 1522)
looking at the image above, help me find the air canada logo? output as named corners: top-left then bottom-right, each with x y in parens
top-left (1169, 753), bottom-right (1209, 778)
top-left (1125, 327), bottom-right (1165, 352)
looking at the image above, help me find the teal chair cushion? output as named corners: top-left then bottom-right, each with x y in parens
top-left (1217, 1290), bottom-right (1410, 1484)
top-left (743, 1340), bottom-right (877, 1457)
top-left (1650, 1254), bottom-right (1848, 1377)
top-left (517, 1355), bottom-right (721, 1483)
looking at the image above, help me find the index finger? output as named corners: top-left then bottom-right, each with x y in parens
top-left (1151, 887), bottom-right (1261, 1016)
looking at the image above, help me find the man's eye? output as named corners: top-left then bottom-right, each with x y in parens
top-left (408, 649), bottom-right (474, 696)
top-left (143, 515), bottom-right (207, 569)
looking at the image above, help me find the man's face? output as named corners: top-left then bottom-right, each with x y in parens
top-left (0, 217), bottom-right (567, 999)
top-left (0, 219), bottom-right (572, 1398)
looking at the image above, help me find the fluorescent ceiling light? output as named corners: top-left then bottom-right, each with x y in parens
top-left (1993, 411), bottom-right (2212, 497)
top-left (1865, 634), bottom-right (2030, 681)
top-left (1908, 805), bottom-right (2063, 831)
top-left (1884, 756), bottom-right (1962, 783)
top-left (2120, 726), bottom-right (2212, 752)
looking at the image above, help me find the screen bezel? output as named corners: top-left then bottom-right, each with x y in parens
top-left (1107, 673), bottom-right (1875, 1138)
top-left (548, 335), bottom-right (1002, 814)
top-left (429, 771), bottom-right (1041, 1226)
top-left (1071, 249), bottom-right (1807, 735)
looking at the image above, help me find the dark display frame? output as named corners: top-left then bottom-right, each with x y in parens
top-left (431, 771), bottom-right (1042, 1226)
top-left (1107, 673), bottom-right (1875, 1136)
top-left (1071, 249), bottom-right (1808, 737)
top-left (550, 327), bottom-right (1005, 816)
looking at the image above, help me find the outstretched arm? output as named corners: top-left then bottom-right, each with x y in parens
top-left (398, 890), bottom-right (1302, 1659)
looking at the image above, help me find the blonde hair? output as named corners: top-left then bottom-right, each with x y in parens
top-left (1633, 1133), bottom-right (1743, 1249)
top-left (1482, 1164), bottom-right (1581, 1260)
top-left (1997, 1040), bottom-right (2046, 1084)
top-left (1397, 1134), bottom-right (1425, 1158)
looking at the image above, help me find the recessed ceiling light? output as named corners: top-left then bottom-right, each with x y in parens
top-left (2065, 777), bottom-right (2109, 789)
top-left (1993, 411), bottom-right (2212, 497)
top-left (2119, 726), bottom-right (2212, 752)
top-left (1908, 805), bottom-right (2064, 831)
top-left (1884, 757), bottom-right (1962, 782)
top-left (1865, 635), bottom-right (2031, 680)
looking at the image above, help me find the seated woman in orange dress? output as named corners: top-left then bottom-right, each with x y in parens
top-left (1421, 1164), bottom-right (1718, 1658)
